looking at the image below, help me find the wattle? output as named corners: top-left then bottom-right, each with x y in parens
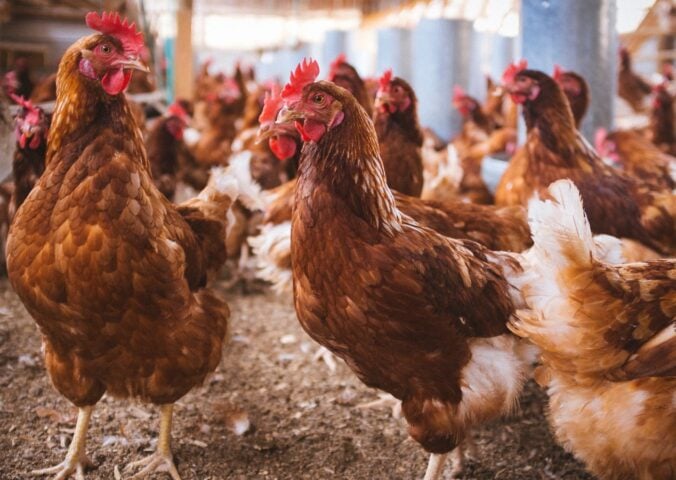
top-left (270, 135), bottom-right (297, 161)
top-left (29, 134), bottom-right (41, 150)
top-left (102, 68), bottom-right (133, 96)
top-left (295, 119), bottom-right (326, 143)
top-left (510, 92), bottom-right (527, 105)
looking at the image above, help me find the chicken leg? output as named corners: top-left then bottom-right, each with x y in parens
top-left (32, 405), bottom-right (94, 480)
top-left (423, 438), bottom-right (476, 480)
top-left (125, 404), bottom-right (181, 480)
top-left (356, 392), bottom-right (402, 418)
top-left (424, 453), bottom-right (448, 480)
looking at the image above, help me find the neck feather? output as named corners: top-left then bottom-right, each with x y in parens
top-left (298, 100), bottom-right (403, 236)
top-left (47, 43), bottom-right (147, 170)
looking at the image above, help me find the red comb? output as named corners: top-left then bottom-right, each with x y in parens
top-left (9, 93), bottom-right (37, 113)
top-left (85, 11), bottom-right (144, 57)
top-left (378, 69), bottom-right (393, 92)
top-left (328, 53), bottom-right (347, 81)
top-left (552, 64), bottom-right (564, 82)
top-left (502, 59), bottom-right (528, 85)
top-left (452, 85), bottom-right (466, 103)
top-left (259, 84), bottom-right (283, 125)
top-left (281, 58), bottom-right (320, 104)
top-left (167, 101), bottom-right (189, 121)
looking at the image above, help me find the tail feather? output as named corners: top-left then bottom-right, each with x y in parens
top-left (526, 179), bottom-right (596, 267)
top-left (177, 167), bottom-right (240, 277)
top-left (248, 221), bottom-right (293, 295)
top-left (227, 151), bottom-right (265, 212)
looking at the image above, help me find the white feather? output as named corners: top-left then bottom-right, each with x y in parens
top-left (526, 179), bottom-right (595, 268)
top-left (248, 221), bottom-right (293, 295)
top-left (227, 151), bottom-right (265, 211)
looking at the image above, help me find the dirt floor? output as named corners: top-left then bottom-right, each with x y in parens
top-left (0, 277), bottom-right (593, 480)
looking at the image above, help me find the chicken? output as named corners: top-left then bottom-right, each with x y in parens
top-left (509, 179), bottom-right (675, 480)
top-left (2, 56), bottom-right (33, 99)
top-left (373, 69), bottom-right (424, 197)
top-left (595, 128), bottom-right (675, 193)
top-left (327, 54), bottom-right (373, 118)
top-left (192, 77), bottom-right (244, 167)
top-left (145, 101), bottom-right (192, 201)
top-left (277, 59), bottom-right (533, 479)
top-left (618, 47), bottom-right (653, 113)
top-left (6, 12), bottom-right (236, 479)
top-left (452, 85), bottom-right (499, 139)
top-left (194, 58), bottom-right (220, 101)
top-left (495, 61), bottom-right (675, 255)
top-left (552, 65), bottom-right (589, 129)
top-left (8, 94), bottom-right (48, 218)
top-left (449, 85), bottom-right (513, 204)
top-left (557, 68), bottom-right (675, 196)
top-left (650, 83), bottom-right (675, 155)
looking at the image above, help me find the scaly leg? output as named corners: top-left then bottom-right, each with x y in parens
top-left (125, 404), bottom-right (181, 480)
top-left (423, 453), bottom-right (449, 480)
top-left (356, 393), bottom-right (402, 419)
top-left (32, 406), bottom-right (94, 480)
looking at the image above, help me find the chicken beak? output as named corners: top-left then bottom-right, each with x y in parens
top-left (276, 105), bottom-right (303, 124)
top-left (256, 121), bottom-right (297, 144)
top-left (115, 57), bottom-right (150, 73)
top-left (256, 123), bottom-right (274, 144)
top-left (375, 92), bottom-right (392, 106)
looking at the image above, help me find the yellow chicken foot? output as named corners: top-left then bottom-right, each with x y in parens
top-left (423, 452), bottom-right (449, 480)
top-left (126, 404), bottom-right (181, 480)
top-left (31, 406), bottom-right (94, 480)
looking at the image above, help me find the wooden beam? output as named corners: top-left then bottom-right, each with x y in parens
top-left (174, 0), bottom-right (193, 100)
top-left (360, 0), bottom-right (423, 29)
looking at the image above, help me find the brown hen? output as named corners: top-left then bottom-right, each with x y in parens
top-left (8, 94), bottom-right (48, 218)
top-left (511, 180), bottom-right (675, 480)
top-left (6, 12), bottom-right (235, 479)
top-left (495, 64), bottom-right (675, 255)
top-left (557, 69), bottom-right (675, 198)
top-left (278, 60), bottom-right (532, 479)
top-left (373, 70), bottom-right (424, 197)
top-left (618, 47), bottom-right (653, 113)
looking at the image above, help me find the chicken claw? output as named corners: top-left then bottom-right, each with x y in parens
top-left (125, 452), bottom-right (181, 480)
top-left (125, 404), bottom-right (182, 480)
top-left (31, 406), bottom-right (94, 480)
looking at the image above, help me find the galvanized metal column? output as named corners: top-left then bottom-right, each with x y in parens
top-left (322, 30), bottom-right (348, 74)
top-left (489, 34), bottom-right (516, 84)
top-left (376, 27), bottom-right (412, 82)
top-left (412, 18), bottom-right (474, 142)
top-left (520, 0), bottom-right (617, 139)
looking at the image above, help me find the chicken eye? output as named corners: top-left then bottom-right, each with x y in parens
top-left (312, 93), bottom-right (325, 104)
top-left (392, 86), bottom-right (402, 94)
top-left (99, 43), bottom-right (113, 55)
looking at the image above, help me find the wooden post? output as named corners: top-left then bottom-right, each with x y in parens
top-left (175, 0), bottom-right (193, 100)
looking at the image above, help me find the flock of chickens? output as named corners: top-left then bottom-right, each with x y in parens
top-left (0, 10), bottom-right (674, 480)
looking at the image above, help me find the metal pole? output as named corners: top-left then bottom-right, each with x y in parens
top-left (520, 0), bottom-right (617, 139)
